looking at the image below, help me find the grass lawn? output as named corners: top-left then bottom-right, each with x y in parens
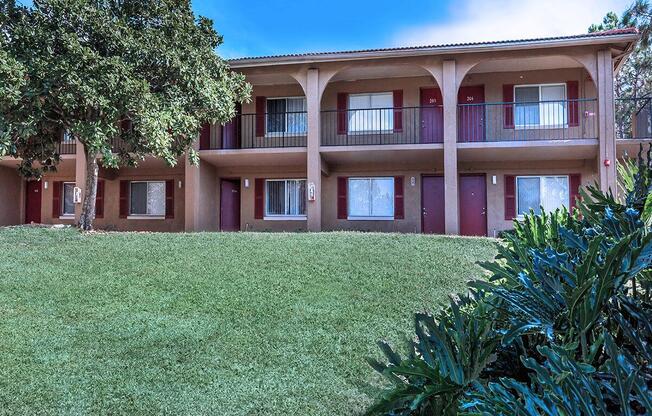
top-left (0, 227), bottom-right (496, 415)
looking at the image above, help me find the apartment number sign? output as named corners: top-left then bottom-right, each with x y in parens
top-left (308, 182), bottom-right (316, 201)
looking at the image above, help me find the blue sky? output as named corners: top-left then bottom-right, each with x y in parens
top-left (195, 0), bottom-right (632, 59)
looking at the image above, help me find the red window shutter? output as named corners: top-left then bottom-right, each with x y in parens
top-left (119, 180), bottom-right (129, 218)
top-left (52, 181), bottom-right (62, 218)
top-left (393, 90), bottom-right (403, 133)
top-left (569, 174), bottom-right (581, 213)
top-left (95, 180), bottom-right (104, 219)
top-left (199, 123), bottom-right (211, 150)
top-left (254, 178), bottom-right (265, 219)
top-left (337, 93), bottom-right (348, 135)
top-left (567, 81), bottom-right (580, 127)
top-left (503, 84), bottom-right (515, 129)
top-left (337, 177), bottom-right (348, 219)
top-left (255, 96), bottom-right (266, 137)
top-left (165, 179), bottom-right (174, 219)
top-left (394, 176), bottom-right (404, 219)
top-left (504, 175), bottom-right (516, 220)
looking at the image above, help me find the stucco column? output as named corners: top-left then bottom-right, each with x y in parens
top-left (306, 68), bottom-right (322, 232)
top-left (442, 60), bottom-right (459, 234)
top-left (597, 49), bottom-right (617, 195)
top-left (74, 139), bottom-right (86, 223)
top-left (184, 140), bottom-right (200, 232)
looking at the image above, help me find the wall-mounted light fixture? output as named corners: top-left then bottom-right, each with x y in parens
top-left (244, 178), bottom-right (250, 188)
top-left (410, 176), bottom-right (416, 186)
top-left (492, 175), bottom-right (497, 185)
top-left (44, 181), bottom-right (48, 190)
top-left (178, 180), bottom-right (183, 189)
top-left (604, 159), bottom-right (611, 167)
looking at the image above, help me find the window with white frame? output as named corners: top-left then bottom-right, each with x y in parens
top-left (516, 176), bottom-right (569, 216)
top-left (348, 177), bottom-right (394, 219)
top-left (62, 182), bottom-right (75, 216)
top-left (348, 92), bottom-right (394, 133)
top-left (266, 97), bottom-right (307, 135)
top-left (514, 84), bottom-right (567, 128)
top-left (130, 181), bottom-right (165, 216)
top-left (62, 130), bottom-right (74, 142)
top-left (265, 179), bottom-right (306, 218)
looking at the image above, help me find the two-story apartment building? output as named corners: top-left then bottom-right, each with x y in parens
top-left (1, 29), bottom-right (648, 236)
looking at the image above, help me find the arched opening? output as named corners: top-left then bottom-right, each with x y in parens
top-left (319, 63), bottom-right (443, 147)
top-left (213, 72), bottom-right (308, 150)
top-left (456, 55), bottom-right (598, 143)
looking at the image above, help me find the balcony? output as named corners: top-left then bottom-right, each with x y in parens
top-left (321, 106), bottom-right (443, 146)
top-left (58, 140), bottom-right (76, 155)
top-left (202, 112), bottom-right (307, 150)
top-left (457, 98), bottom-right (598, 143)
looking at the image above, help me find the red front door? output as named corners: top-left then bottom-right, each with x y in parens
top-left (421, 175), bottom-right (445, 234)
top-left (220, 179), bottom-right (241, 231)
top-left (458, 86), bottom-right (485, 142)
top-left (420, 88), bottom-right (444, 143)
top-left (459, 175), bottom-right (487, 236)
top-left (25, 181), bottom-right (42, 224)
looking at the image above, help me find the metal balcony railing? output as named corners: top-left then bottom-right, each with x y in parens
top-left (616, 97), bottom-right (652, 139)
top-left (321, 106), bottom-right (444, 146)
top-left (58, 141), bottom-right (76, 155)
top-left (457, 98), bottom-right (598, 142)
top-left (202, 112), bottom-right (308, 150)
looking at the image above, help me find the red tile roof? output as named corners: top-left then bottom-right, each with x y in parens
top-left (228, 28), bottom-right (639, 63)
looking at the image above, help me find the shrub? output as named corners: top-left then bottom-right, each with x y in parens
top-left (366, 146), bottom-right (652, 415)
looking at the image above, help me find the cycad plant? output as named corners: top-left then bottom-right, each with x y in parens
top-left (366, 146), bottom-right (652, 415)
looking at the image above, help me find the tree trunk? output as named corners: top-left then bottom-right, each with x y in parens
top-left (78, 144), bottom-right (99, 231)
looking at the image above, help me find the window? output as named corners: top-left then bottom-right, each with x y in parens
top-left (130, 181), bottom-right (165, 216)
top-left (62, 182), bottom-right (75, 216)
top-left (266, 97), bottom-right (307, 135)
top-left (514, 84), bottom-right (567, 128)
top-left (265, 179), bottom-right (306, 218)
top-left (63, 130), bottom-right (74, 142)
top-left (348, 177), bottom-right (394, 219)
top-left (516, 176), bottom-right (569, 216)
top-left (348, 92), bottom-right (394, 133)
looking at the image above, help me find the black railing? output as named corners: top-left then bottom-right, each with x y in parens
top-left (457, 98), bottom-right (598, 142)
top-left (202, 112), bottom-right (308, 150)
top-left (58, 141), bottom-right (76, 154)
top-left (616, 97), bottom-right (652, 139)
top-left (321, 106), bottom-right (443, 146)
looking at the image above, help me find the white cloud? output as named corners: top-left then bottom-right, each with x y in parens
top-left (393, 0), bottom-right (632, 47)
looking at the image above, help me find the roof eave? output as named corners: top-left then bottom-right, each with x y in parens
top-left (228, 33), bottom-right (640, 69)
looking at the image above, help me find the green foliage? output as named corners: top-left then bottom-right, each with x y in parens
top-left (366, 150), bottom-right (652, 415)
top-left (366, 295), bottom-right (500, 416)
top-left (591, 3), bottom-right (652, 139)
top-left (1, 0), bottom-right (249, 174)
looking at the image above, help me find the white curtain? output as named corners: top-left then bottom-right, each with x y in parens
top-left (540, 176), bottom-right (569, 211)
top-left (348, 93), bottom-right (393, 132)
top-left (286, 98), bottom-right (307, 134)
top-left (147, 182), bottom-right (166, 216)
top-left (517, 177), bottom-right (541, 215)
top-left (540, 85), bottom-right (566, 127)
top-left (348, 178), bottom-right (394, 217)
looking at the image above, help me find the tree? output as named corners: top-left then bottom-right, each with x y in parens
top-left (590, 2), bottom-right (652, 139)
top-left (0, 0), bottom-right (250, 230)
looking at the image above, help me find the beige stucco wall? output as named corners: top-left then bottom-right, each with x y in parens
top-left (93, 166), bottom-right (185, 232)
top-left (315, 159), bottom-right (598, 235)
top-left (240, 68), bottom-right (599, 147)
top-left (0, 166), bottom-right (22, 226)
top-left (236, 170), bottom-right (309, 232)
top-left (321, 169), bottom-right (438, 233)
top-left (459, 159), bottom-right (598, 237)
